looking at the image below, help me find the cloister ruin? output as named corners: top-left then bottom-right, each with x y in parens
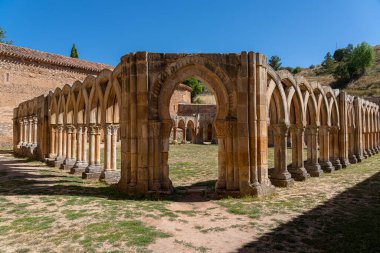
top-left (13, 52), bottom-right (380, 196)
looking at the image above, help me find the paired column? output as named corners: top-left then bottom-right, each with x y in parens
top-left (330, 126), bottom-right (342, 170)
top-left (18, 119), bottom-right (24, 146)
top-left (56, 125), bottom-right (64, 160)
top-left (85, 124), bottom-right (102, 173)
top-left (49, 125), bottom-right (57, 158)
top-left (23, 118), bottom-right (28, 145)
top-left (72, 125), bottom-right (88, 173)
top-left (288, 125), bottom-right (309, 181)
top-left (27, 117), bottom-right (33, 145)
top-left (269, 124), bottom-right (294, 187)
top-left (102, 124), bottom-right (120, 179)
top-left (319, 126), bottom-right (334, 172)
top-left (305, 126), bottom-right (322, 176)
top-left (32, 116), bottom-right (38, 145)
top-left (348, 126), bottom-right (358, 163)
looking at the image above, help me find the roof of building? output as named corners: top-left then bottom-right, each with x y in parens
top-left (0, 43), bottom-right (113, 72)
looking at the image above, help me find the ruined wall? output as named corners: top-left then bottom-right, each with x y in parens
top-left (168, 84), bottom-right (192, 117)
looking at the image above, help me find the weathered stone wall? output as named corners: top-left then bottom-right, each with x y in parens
top-left (168, 84), bottom-right (191, 116)
top-left (0, 47), bottom-right (112, 146)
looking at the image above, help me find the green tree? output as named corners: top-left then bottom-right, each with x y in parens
top-left (269, 56), bottom-right (282, 70)
top-left (292, 67), bottom-right (302, 74)
top-left (183, 77), bottom-right (203, 101)
top-left (347, 42), bottom-right (374, 79)
top-left (0, 27), bottom-right (13, 44)
top-left (334, 42), bottom-right (374, 81)
top-left (333, 44), bottom-right (353, 62)
top-left (321, 52), bottom-right (335, 73)
top-left (70, 44), bottom-right (79, 58)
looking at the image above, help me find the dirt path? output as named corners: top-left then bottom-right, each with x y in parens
top-left (146, 199), bottom-right (257, 253)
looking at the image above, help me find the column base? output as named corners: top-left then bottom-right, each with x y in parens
top-left (61, 158), bottom-right (76, 170)
top-left (356, 155), bottom-right (365, 162)
top-left (54, 156), bottom-right (65, 168)
top-left (270, 171), bottom-right (294, 187)
top-left (348, 155), bottom-right (358, 164)
top-left (366, 149), bottom-right (373, 157)
top-left (320, 161), bottom-right (335, 173)
top-left (82, 165), bottom-right (102, 180)
top-left (305, 163), bottom-right (323, 177)
top-left (100, 170), bottom-right (120, 184)
top-left (340, 158), bottom-right (350, 168)
top-left (45, 158), bottom-right (56, 167)
top-left (331, 158), bottom-right (342, 170)
top-left (70, 161), bottom-right (88, 174)
top-left (288, 166), bottom-right (310, 181)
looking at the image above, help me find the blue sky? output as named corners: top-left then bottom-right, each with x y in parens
top-left (1, 0), bottom-right (380, 67)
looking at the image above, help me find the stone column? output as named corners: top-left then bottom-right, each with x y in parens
top-left (214, 120), bottom-right (227, 190)
top-left (366, 132), bottom-right (372, 157)
top-left (288, 125), bottom-right (309, 181)
top-left (28, 117), bottom-right (33, 145)
top-left (319, 126), bottom-right (334, 172)
top-left (32, 116), bottom-right (38, 145)
top-left (23, 118), bottom-right (28, 145)
top-left (84, 125), bottom-right (102, 177)
top-left (104, 124), bottom-right (112, 171)
top-left (269, 124), bottom-right (294, 187)
top-left (348, 126), bottom-right (358, 163)
top-left (82, 126), bottom-right (88, 164)
top-left (111, 125), bottom-right (119, 171)
top-left (62, 126), bottom-right (67, 158)
top-left (66, 126), bottom-right (72, 161)
top-left (95, 126), bottom-right (101, 167)
top-left (330, 126), bottom-right (342, 170)
top-left (305, 126), bottom-right (323, 176)
top-left (49, 125), bottom-right (56, 158)
top-left (71, 125), bottom-right (88, 174)
top-left (71, 127), bottom-right (77, 160)
top-left (18, 120), bottom-right (24, 146)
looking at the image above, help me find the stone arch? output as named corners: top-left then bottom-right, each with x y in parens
top-left (158, 62), bottom-right (232, 123)
top-left (87, 77), bottom-right (103, 124)
top-left (186, 119), bottom-right (196, 143)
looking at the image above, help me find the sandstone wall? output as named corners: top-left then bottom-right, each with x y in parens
top-left (0, 56), bottom-right (102, 146)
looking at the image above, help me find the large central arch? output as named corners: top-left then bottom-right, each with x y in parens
top-left (117, 52), bottom-right (275, 196)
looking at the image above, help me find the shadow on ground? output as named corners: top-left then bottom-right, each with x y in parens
top-left (236, 171), bottom-right (380, 253)
top-left (0, 151), bottom-right (220, 202)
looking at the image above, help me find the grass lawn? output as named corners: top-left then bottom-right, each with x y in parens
top-left (0, 145), bottom-right (379, 252)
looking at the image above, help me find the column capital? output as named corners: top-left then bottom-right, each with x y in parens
top-left (319, 125), bottom-right (331, 134)
top-left (214, 120), bottom-right (227, 138)
top-left (306, 125), bottom-right (319, 134)
top-left (32, 116), bottom-right (38, 123)
top-left (271, 123), bottom-right (289, 137)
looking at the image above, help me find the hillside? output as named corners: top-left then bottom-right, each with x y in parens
top-left (299, 45), bottom-right (380, 97)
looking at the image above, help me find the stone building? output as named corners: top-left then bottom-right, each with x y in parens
top-left (13, 51), bottom-right (380, 197)
top-left (0, 42), bottom-right (112, 145)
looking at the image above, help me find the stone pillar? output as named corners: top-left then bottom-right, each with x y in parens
top-left (32, 116), bottom-right (38, 145)
top-left (54, 125), bottom-right (65, 167)
top-left (214, 120), bottom-right (227, 190)
top-left (288, 125), bottom-right (309, 180)
top-left (62, 126), bottom-right (67, 158)
top-left (104, 124), bottom-right (112, 171)
top-left (49, 125), bottom-right (56, 158)
top-left (18, 120), bottom-right (24, 146)
top-left (23, 118), bottom-right (28, 145)
top-left (111, 125), bottom-right (119, 171)
top-left (182, 127), bottom-right (186, 144)
top-left (28, 117), bottom-right (33, 145)
top-left (305, 126), bottom-right (323, 176)
top-left (83, 125), bottom-right (102, 179)
top-left (269, 124), bottom-right (294, 187)
top-left (319, 126), bottom-right (334, 172)
top-left (71, 125), bottom-right (88, 174)
top-left (71, 127), bottom-right (77, 160)
top-left (330, 126), bottom-right (342, 170)
top-left (62, 125), bottom-right (76, 170)
top-left (348, 126), bottom-right (358, 164)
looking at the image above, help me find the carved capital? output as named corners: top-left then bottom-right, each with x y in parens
top-left (271, 123), bottom-right (289, 137)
